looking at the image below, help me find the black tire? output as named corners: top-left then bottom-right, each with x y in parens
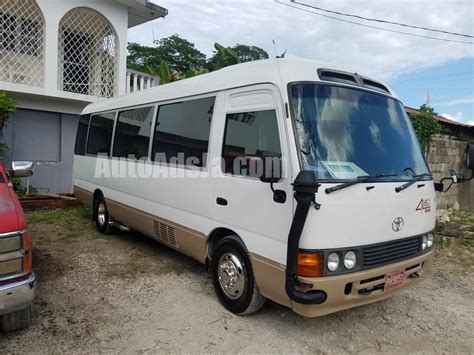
top-left (210, 235), bottom-right (265, 315)
top-left (94, 195), bottom-right (115, 235)
top-left (0, 306), bottom-right (32, 333)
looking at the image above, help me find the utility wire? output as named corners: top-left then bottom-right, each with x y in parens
top-left (291, 0), bottom-right (474, 39)
top-left (275, 1), bottom-right (474, 45)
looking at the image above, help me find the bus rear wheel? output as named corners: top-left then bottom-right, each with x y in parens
top-left (94, 195), bottom-right (115, 235)
top-left (210, 235), bottom-right (265, 315)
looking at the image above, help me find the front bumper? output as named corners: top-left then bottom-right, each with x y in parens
top-left (0, 273), bottom-right (35, 316)
top-left (292, 251), bottom-right (433, 317)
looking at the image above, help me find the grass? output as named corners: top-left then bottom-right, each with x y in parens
top-left (449, 209), bottom-right (474, 229)
top-left (25, 206), bottom-right (108, 243)
top-left (26, 206), bottom-right (91, 225)
top-left (450, 209), bottom-right (474, 249)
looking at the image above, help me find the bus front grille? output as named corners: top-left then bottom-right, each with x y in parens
top-left (362, 236), bottom-right (421, 268)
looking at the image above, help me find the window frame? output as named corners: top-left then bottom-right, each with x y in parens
top-left (221, 108), bottom-right (283, 180)
top-left (286, 81), bottom-right (432, 183)
top-left (0, 12), bottom-right (40, 56)
top-left (85, 110), bottom-right (117, 157)
top-left (112, 104), bottom-right (157, 160)
top-left (150, 93), bottom-right (217, 170)
top-left (75, 114), bottom-right (91, 156)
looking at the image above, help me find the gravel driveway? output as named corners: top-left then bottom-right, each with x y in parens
top-left (1, 207), bottom-right (473, 353)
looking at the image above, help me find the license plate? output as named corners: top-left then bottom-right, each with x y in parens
top-left (384, 270), bottom-right (406, 291)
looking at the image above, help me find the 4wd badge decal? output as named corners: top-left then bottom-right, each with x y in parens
top-left (416, 198), bottom-right (431, 213)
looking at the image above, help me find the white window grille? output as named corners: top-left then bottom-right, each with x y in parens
top-left (0, 0), bottom-right (45, 87)
top-left (58, 7), bottom-right (118, 98)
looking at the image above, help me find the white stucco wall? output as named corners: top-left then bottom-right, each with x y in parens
top-left (0, 0), bottom-right (130, 113)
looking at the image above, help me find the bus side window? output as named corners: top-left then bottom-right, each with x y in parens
top-left (113, 106), bottom-right (154, 159)
top-left (152, 96), bottom-right (215, 167)
top-left (86, 112), bottom-right (116, 156)
top-left (222, 109), bottom-right (281, 176)
top-left (75, 114), bottom-right (90, 156)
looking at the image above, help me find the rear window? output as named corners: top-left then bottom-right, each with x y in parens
top-left (86, 112), bottom-right (116, 156)
top-left (75, 114), bottom-right (90, 156)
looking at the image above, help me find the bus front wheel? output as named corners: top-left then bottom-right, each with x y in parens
top-left (210, 235), bottom-right (265, 315)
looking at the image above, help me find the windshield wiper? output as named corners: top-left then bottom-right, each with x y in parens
top-left (325, 174), bottom-right (397, 194)
top-left (395, 173), bottom-right (432, 193)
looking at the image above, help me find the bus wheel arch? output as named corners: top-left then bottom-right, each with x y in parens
top-left (92, 190), bottom-right (114, 235)
top-left (92, 189), bottom-right (104, 220)
top-left (207, 231), bottom-right (266, 315)
top-left (206, 227), bottom-right (237, 269)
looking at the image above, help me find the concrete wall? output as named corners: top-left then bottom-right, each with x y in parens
top-left (2, 109), bottom-right (79, 193)
top-left (0, 0), bottom-right (129, 102)
top-left (427, 134), bottom-right (473, 209)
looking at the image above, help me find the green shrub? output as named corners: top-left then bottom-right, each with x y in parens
top-left (408, 104), bottom-right (441, 152)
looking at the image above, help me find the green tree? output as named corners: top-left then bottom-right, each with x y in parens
top-left (127, 34), bottom-right (207, 74)
top-left (127, 42), bottom-right (159, 72)
top-left (207, 43), bottom-right (268, 70)
top-left (232, 44), bottom-right (269, 62)
top-left (0, 91), bottom-right (16, 159)
top-left (408, 104), bottom-right (441, 152)
top-left (145, 61), bottom-right (208, 85)
top-left (153, 34), bottom-right (207, 72)
top-left (209, 42), bottom-right (240, 70)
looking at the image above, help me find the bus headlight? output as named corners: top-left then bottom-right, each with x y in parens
top-left (344, 251), bottom-right (357, 269)
top-left (427, 233), bottom-right (434, 248)
top-left (422, 235), bottom-right (428, 250)
top-left (327, 252), bottom-right (340, 272)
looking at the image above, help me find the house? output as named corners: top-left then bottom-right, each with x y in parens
top-left (0, 0), bottom-right (167, 193)
top-left (406, 107), bottom-right (474, 209)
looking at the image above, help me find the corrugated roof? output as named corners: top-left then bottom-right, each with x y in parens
top-left (405, 106), bottom-right (473, 128)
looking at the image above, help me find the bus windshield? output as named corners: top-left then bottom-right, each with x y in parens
top-left (289, 83), bottom-right (430, 181)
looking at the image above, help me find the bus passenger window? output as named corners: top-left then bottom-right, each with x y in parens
top-left (222, 109), bottom-right (281, 175)
top-left (113, 106), bottom-right (154, 159)
top-left (86, 112), bottom-right (115, 156)
top-left (75, 114), bottom-right (90, 156)
top-left (152, 96), bottom-right (215, 167)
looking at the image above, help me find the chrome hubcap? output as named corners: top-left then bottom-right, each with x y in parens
top-left (217, 252), bottom-right (246, 299)
top-left (97, 202), bottom-right (106, 226)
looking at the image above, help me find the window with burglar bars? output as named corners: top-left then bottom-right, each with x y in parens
top-left (58, 7), bottom-right (118, 98)
top-left (0, 0), bottom-right (45, 87)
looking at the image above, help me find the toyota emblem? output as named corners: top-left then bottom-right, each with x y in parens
top-left (392, 217), bottom-right (404, 232)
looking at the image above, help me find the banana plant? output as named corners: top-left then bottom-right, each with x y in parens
top-left (213, 42), bottom-right (240, 70)
top-left (145, 61), bottom-right (208, 84)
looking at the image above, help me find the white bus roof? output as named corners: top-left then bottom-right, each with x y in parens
top-left (82, 58), bottom-right (396, 115)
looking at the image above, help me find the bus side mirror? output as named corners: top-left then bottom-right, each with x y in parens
top-left (466, 143), bottom-right (474, 170)
top-left (11, 161), bottom-right (34, 178)
top-left (258, 152), bottom-right (282, 184)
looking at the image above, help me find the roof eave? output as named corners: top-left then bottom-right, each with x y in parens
top-left (115, 0), bottom-right (168, 28)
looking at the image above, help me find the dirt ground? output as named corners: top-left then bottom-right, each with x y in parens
top-left (1, 207), bottom-right (473, 354)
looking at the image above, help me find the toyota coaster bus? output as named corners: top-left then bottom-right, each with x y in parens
top-left (73, 59), bottom-right (473, 317)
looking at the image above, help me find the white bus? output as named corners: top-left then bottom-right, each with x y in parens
top-left (73, 59), bottom-right (472, 317)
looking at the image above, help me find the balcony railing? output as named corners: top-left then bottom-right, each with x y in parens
top-left (126, 69), bottom-right (160, 93)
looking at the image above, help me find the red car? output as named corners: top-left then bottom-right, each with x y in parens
top-left (0, 160), bottom-right (35, 332)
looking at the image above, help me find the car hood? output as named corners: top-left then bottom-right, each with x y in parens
top-left (0, 183), bottom-right (19, 233)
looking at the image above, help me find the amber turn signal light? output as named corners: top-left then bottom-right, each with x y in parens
top-left (22, 233), bottom-right (32, 273)
top-left (297, 252), bottom-right (324, 277)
